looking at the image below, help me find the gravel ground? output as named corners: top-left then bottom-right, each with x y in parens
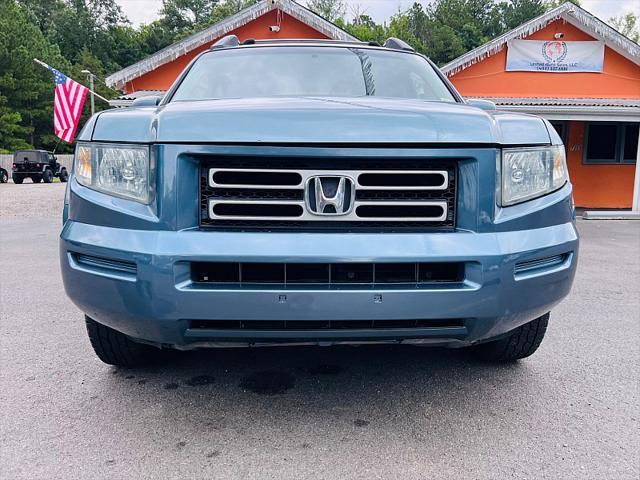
top-left (1, 185), bottom-right (639, 479)
top-left (0, 182), bottom-right (66, 217)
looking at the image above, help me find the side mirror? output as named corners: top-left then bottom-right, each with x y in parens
top-left (131, 95), bottom-right (162, 107)
top-left (466, 98), bottom-right (497, 111)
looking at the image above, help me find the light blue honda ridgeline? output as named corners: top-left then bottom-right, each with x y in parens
top-left (60, 37), bottom-right (578, 367)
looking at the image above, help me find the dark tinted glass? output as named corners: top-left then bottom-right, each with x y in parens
top-left (550, 121), bottom-right (565, 141)
top-left (172, 46), bottom-right (456, 102)
top-left (586, 124), bottom-right (617, 162)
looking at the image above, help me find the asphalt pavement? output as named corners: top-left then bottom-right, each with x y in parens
top-left (1, 183), bottom-right (639, 479)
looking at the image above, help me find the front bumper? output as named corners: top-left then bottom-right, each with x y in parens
top-left (60, 218), bottom-right (578, 349)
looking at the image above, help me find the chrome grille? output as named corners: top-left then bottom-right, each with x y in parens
top-left (200, 158), bottom-right (456, 230)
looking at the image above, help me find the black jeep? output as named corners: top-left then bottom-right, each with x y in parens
top-left (12, 150), bottom-right (68, 184)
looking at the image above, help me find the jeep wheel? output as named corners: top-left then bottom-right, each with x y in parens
top-left (31, 175), bottom-right (42, 183)
top-left (59, 168), bottom-right (69, 182)
top-left (0, 170), bottom-right (7, 183)
top-left (42, 169), bottom-right (53, 183)
top-left (85, 316), bottom-right (160, 367)
top-left (471, 313), bottom-right (549, 362)
top-left (12, 174), bottom-right (23, 184)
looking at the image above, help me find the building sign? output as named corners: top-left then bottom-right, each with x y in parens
top-left (506, 40), bottom-right (604, 72)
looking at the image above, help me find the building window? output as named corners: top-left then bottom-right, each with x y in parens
top-left (550, 121), bottom-right (568, 144)
top-left (584, 123), bottom-right (638, 164)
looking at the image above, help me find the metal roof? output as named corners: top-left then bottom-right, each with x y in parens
top-left (105, 0), bottom-right (358, 90)
top-left (442, 1), bottom-right (640, 76)
top-left (472, 96), bottom-right (640, 122)
top-left (481, 97), bottom-right (640, 108)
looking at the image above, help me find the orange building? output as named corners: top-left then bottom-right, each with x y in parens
top-left (442, 2), bottom-right (640, 210)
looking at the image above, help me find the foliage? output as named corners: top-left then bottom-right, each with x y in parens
top-left (307, 0), bottom-right (345, 22)
top-left (158, 0), bottom-right (259, 38)
top-left (1, 0), bottom-right (636, 152)
top-left (0, 0), bottom-right (70, 151)
top-left (608, 12), bottom-right (640, 43)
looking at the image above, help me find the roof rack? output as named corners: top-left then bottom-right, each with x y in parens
top-left (249, 38), bottom-right (369, 46)
top-left (211, 35), bottom-right (240, 49)
top-left (383, 37), bottom-right (415, 52)
top-left (210, 35), bottom-right (416, 52)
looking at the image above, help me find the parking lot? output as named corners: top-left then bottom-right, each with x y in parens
top-left (1, 182), bottom-right (639, 479)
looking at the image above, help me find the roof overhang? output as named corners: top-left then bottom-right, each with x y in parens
top-left (442, 1), bottom-right (640, 76)
top-left (473, 97), bottom-right (640, 122)
top-left (496, 107), bottom-right (639, 123)
top-left (105, 0), bottom-right (358, 90)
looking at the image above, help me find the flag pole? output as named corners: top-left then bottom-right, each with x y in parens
top-left (33, 58), bottom-right (111, 104)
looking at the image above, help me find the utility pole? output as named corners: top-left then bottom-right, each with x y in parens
top-left (81, 69), bottom-right (96, 116)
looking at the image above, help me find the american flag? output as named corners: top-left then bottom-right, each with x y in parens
top-left (48, 66), bottom-right (88, 143)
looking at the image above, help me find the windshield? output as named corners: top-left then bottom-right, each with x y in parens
top-left (171, 46), bottom-right (457, 103)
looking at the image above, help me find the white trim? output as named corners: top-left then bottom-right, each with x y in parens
top-left (492, 105), bottom-right (640, 122)
top-left (441, 1), bottom-right (640, 76)
top-left (633, 126), bottom-right (640, 212)
top-left (106, 0), bottom-right (358, 90)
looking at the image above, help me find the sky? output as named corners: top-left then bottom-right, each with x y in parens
top-left (114, 0), bottom-right (638, 27)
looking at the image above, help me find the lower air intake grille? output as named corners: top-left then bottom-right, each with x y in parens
top-left (192, 262), bottom-right (464, 286)
top-left (515, 253), bottom-right (569, 274)
top-left (73, 253), bottom-right (137, 275)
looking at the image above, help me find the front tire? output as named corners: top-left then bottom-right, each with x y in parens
top-left (85, 316), bottom-right (160, 367)
top-left (0, 169), bottom-right (7, 183)
top-left (471, 313), bottom-right (550, 362)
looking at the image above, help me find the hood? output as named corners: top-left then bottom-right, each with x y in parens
top-left (84, 97), bottom-right (552, 146)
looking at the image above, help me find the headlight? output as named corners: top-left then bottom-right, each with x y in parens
top-left (500, 145), bottom-right (568, 206)
top-left (74, 143), bottom-right (153, 204)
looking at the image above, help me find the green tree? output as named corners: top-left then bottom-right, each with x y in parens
top-left (497, 0), bottom-right (547, 30)
top-left (609, 12), bottom-right (640, 43)
top-left (44, 0), bottom-right (128, 68)
top-left (341, 14), bottom-right (388, 45)
top-left (544, 0), bottom-right (580, 8)
top-left (0, 99), bottom-right (31, 152)
top-left (207, 0), bottom-right (258, 23)
top-left (157, 0), bottom-right (258, 38)
top-left (137, 20), bottom-right (178, 56)
top-left (159, 0), bottom-right (220, 35)
top-left (0, 0), bottom-right (70, 150)
top-left (307, 0), bottom-right (345, 22)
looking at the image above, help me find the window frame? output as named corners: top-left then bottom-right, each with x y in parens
top-left (621, 123), bottom-right (639, 164)
top-left (583, 122), bottom-right (639, 165)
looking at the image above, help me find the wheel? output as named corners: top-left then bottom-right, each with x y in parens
top-left (0, 169), bottom-right (7, 183)
top-left (85, 316), bottom-right (160, 367)
top-left (471, 313), bottom-right (550, 362)
top-left (59, 168), bottom-right (69, 182)
top-left (42, 169), bottom-right (53, 183)
top-left (31, 175), bottom-right (42, 183)
top-left (12, 174), bottom-right (23, 184)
